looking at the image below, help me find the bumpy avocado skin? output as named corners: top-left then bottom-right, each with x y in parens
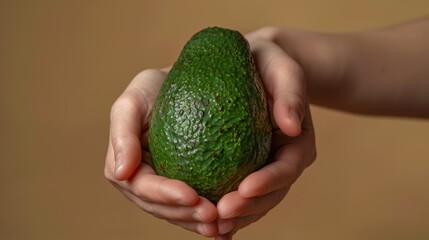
top-left (148, 27), bottom-right (272, 203)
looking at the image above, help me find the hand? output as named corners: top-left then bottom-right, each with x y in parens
top-left (104, 27), bottom-right (317, 240)
top-left (214, 27), bottom-right (317, 239)
top-left (104, 69), bottom-right (219, 237)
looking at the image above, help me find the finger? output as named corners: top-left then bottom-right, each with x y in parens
top-left (110, 69), bottom-right (166, 180)
top-left (226, 212), bottom-right (268, 235)
top-left (250, 40), bottom-right (306, 137)
top-left (216, 212), bottom-right (268, 238)
top-left (116, 163), bottom-right (200, 206)
top-left (217, 188), bottom-right (289, 219)
top-left (217, 218), bottom-right (235, 235)
top-left (245, 27), bottom-right (278, 43)
top-left (120, 190), bottom-right (217, 223)
top-left (167, 220), bottom-right (218, 238)
top-left (161, 66), bottom-right (172, 72)
top-left (238, 140), bottom-right (305, 198)
top-left (104, 139), bottom-right (117, 180)
top-left (240, 103), bottom-right (316, 199)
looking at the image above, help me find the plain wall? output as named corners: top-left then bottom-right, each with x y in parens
top-left (1, 1), bottom-right (429, 239)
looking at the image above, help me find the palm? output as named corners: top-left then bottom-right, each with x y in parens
top-left (105, 69), bottom-right (219, 237)
top-left (106, 43), bottom-right (317, 239)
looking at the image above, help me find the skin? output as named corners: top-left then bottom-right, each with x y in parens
top-left (105, 17), bottom-right (429, 239)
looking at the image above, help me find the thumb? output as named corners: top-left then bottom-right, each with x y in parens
top-left (110, 93), bottom-right (143, 180)
top-left (272, 83), bottom-right (306, 137)
top-left (109, 69), bottom-right (167, 180)
top-left (252, 40), bottom-right (306, 137)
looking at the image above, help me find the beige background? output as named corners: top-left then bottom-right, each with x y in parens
top-left (1, 1), bottom-right (429, 240)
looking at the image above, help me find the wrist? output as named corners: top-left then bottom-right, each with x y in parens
top-left (272, 28), bottom-right (355, 107)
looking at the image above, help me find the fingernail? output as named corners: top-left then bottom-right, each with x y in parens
top-left (196, 224), bottom-right (205, 235)
top-left (115, 154), bottom-right (125, 177)
top-left (218, 219), bottom-right (234, 235)
top-left (289, 109), bottom-right (301, 123)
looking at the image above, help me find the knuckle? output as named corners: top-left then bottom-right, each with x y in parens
top-left (130, 183), bottom-right (152, 203)
top-left (264, 55), bottom-right (304, 84)
top-left (281, 162), bottom-right (300, 186)
top-left (140, 201), bottom-right (155, 214)
top-left (130, 184), bottom-right (146, 199)
top-left (261, 55), bottom-right (287, 86)
top-left (134, 68), bottom-right (164, 80)
top-left (110, 93), bottom-right (141, 121)
top-left (141, 203), bottom-right (164, 219)
top-left (257, 26), bottom-right (281, 41)
top-left (265, 162), bottom-right (298, 188)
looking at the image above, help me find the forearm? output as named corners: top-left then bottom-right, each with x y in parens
top-left (346, 17), bottom-right (429, 117)
top-left (272, 30), bottom-right (353, 111)
top-left (275, 17), bottom-right (429, 118)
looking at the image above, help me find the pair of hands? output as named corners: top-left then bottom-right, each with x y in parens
top-left (104, 27), bottom-right (317, 239)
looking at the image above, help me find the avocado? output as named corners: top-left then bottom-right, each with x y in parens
top-left (148, 27), bottom-right (272, 203)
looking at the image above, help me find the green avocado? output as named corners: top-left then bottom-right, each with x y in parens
top-left (148, 27), bottom-right (272, 203)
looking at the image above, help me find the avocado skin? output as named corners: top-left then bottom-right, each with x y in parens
top-left (148, 27), bottom-right (272, 203)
